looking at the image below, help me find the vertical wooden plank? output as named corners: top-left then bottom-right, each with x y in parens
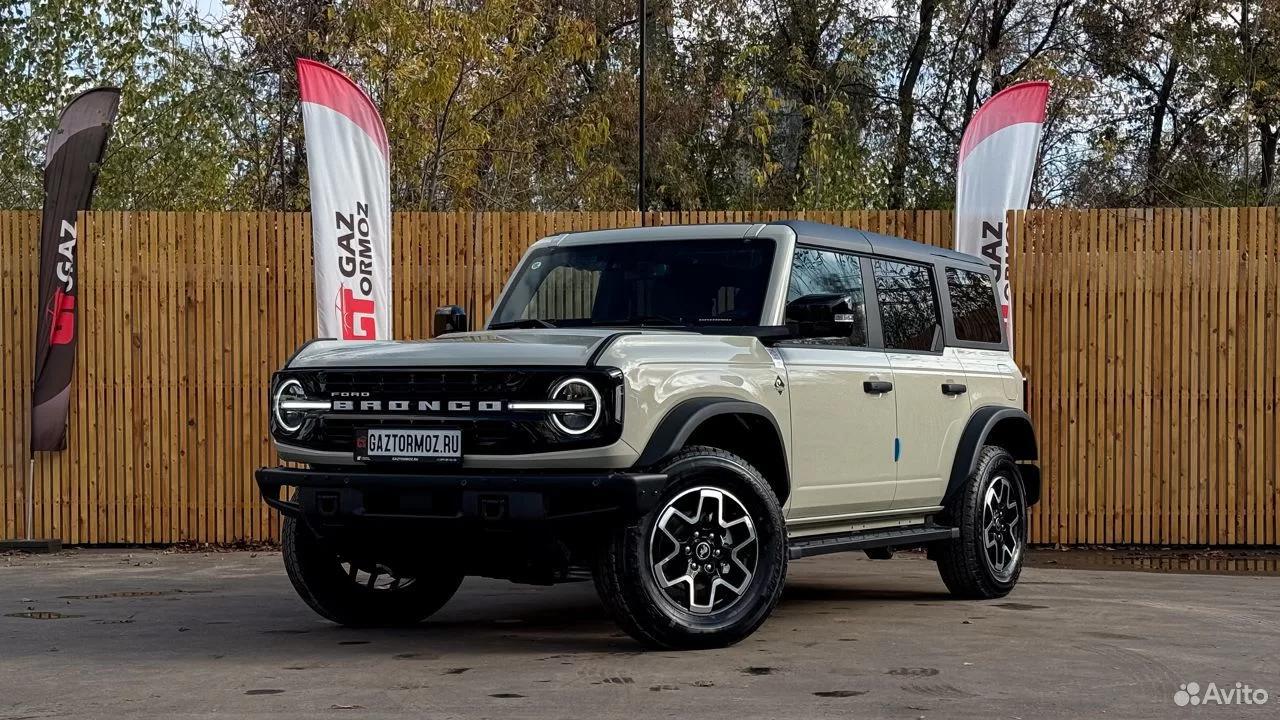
top-left (1, 213), bottom-right (16, 538)
top-left (1157, 208), bottom-right (1168, 544)
top-left (1225, 207), bottom-right (1239, 545)
top-left (1063, 209), bottom-right (1077, 543)
top-left (195, 212), bottom-right (208, 542)
top-left (161, 212), bottom-right (175, 541)
top-left (1178, 208), bottom-right (1191, 544)
top-left (1244, 206), bottom-right (1260, 545)
top-left (1265, 207), bottom-right (1275, 547)
top-left (1191, 208), bottom-right (1204, 544)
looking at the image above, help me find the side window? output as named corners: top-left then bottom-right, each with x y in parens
top-left (872, 259), bottom-right (940, 352)
top-left (785, 247), bottom-right (867, 347)
top-left (946, 267), bottom-right (1002, 344)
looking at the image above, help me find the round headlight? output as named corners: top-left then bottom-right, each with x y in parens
top-left (549, 377), bottom-right (601, 435)
top-left (273, 379), bottom-right (306, 433)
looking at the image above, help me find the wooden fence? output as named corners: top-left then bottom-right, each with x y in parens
top-left (0, 209), bottom-right (1276, 546)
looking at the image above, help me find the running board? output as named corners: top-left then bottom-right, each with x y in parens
top-left (788, 524), bottom-right (959, 560)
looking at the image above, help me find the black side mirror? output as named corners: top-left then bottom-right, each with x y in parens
top-left (433, 305), bottom-right (468, 336)
top-left (785, 293), bottom-right (866, 344)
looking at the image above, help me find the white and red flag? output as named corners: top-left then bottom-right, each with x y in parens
top-left (954, 81), bottom-right (1050, 345)
top-left (297, 58), bottom-right (392, 340)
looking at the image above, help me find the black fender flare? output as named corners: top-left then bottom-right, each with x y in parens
top-left (633, 396), bottom-right (790, 494)
top-left (944, 406), bottom-right (1040, 507)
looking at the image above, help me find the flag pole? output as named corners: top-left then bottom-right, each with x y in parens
top-left (25, 458), bottom-right (34, 541)
top-left (637, 0), bottom-right (647, 225)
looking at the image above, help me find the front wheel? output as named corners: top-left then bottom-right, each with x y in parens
top-left (594, 446), bottom-right (788, 649)
top-left (934, 445), bottom-right (1027, 599)
top-left (282, 515), bottom-right (463, 627)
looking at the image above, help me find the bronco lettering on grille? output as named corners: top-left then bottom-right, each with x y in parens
top-left (330, 399), bottom-right (506, 412)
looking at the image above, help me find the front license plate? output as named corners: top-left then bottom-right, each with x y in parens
top-left (357, 428), bottom-right (462, 464)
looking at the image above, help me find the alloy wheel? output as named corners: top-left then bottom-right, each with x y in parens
top-left (338, 558), bottom-right (417, 592)
top-left (981, 475), bottom-right (1023, 582)
top-left (648, 486), bottom-right (758, 615)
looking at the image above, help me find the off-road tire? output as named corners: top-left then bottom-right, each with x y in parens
top-left (594, 446), bottom-right (787, 650)
top-left (934, 445), bottom-right (1027, 599)
top-left (282, 515), bottom-right (463, 627)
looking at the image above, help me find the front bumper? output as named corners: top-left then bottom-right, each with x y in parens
top-left (255, 467), bottom-right (668, 527)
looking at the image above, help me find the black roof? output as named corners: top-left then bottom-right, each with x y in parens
top-left (771, 220), bottom-right (987, 268)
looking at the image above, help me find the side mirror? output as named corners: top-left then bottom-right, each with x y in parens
top-left (433, 305), bottom-right (468, 336)
top-left (785, 293), bottom-right (865, 344)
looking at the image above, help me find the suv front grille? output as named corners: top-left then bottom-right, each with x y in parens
top-left (274, 367), bottom-right (621, 457)
top-left (317, 370), bottom-right (533, 398)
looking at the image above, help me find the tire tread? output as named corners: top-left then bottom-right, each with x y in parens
top-left (935, 445), bottom-right (1023, 599)
top-left (282, 515), bottom-right (461, 627)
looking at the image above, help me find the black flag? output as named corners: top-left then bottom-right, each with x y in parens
top-left (31, 87), bottom-right (120, 451)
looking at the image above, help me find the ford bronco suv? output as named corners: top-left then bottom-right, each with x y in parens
top-left (256, 220), bottom-right (1039, 649)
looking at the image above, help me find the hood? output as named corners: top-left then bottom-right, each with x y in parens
top-left (286, 329), bottom-right (690, 369)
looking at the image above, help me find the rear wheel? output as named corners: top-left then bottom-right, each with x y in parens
top-left (934, 445), bottom-right (1027, 599)
top-left (594, 446), bottom-right (787, 649)
top-left (282, 515), bottom-right (463, 627)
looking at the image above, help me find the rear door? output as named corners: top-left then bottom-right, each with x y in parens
top-left (869, 258), bottom-right (972, 510)
top-left (777, 246), bottom-right (899, 520)
top-left (943, 265), bottom-right (1022, 408)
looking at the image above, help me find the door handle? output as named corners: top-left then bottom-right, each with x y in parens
top-left (941, 383), bottom-right (967, 396)
top-left (863, 380), bottom-right (893, 394)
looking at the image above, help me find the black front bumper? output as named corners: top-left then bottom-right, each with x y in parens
top-left (255, 467), bottom-right (668, 528)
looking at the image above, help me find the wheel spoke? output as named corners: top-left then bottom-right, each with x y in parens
top-left (979, 475), bottom-right (1024, 581)
top-left (337, 557), bottom-right (413, 592)
top-left (650, 485), bottom-right (758, 615)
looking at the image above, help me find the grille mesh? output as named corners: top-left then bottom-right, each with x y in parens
top-left (281, 368), bottom-right (620, 456)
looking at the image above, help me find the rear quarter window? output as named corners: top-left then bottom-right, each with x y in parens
top-left (946, 267), bottom-right (1002, 344)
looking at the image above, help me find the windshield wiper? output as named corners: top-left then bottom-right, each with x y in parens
top-left (594, 314), bottom-right (692, 328)
top-left (489, 318), bottom-right (558, 330)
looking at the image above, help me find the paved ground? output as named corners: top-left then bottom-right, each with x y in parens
top-left (2, 549), bottom-right (1277, 719)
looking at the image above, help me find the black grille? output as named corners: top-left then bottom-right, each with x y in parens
top-left (274, 367), bottom-right (621, 457)
top-left (317, 370), bottom-right (535, 398)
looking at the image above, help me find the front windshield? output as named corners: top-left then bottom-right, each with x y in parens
top-left (489, 238), bottom-right (776, 329)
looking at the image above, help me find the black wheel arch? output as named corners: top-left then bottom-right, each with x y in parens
top-left (945, 406), bottom-right (1040, 507)
top-left (633, 397), bottom-right (790, 504)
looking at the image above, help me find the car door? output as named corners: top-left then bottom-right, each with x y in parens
top-left (943, 265), bottom-right (1023, 408)
top-left (869, 258), bottom-right (972, 510)
top-left (777, 246), bottom-right (899, 521)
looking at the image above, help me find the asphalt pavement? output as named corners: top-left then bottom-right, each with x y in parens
top-left (2, 548), bottom-right (1277, 719)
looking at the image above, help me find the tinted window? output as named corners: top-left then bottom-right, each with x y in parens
top-left (490, 238), bottom-right (775, 328)
top-left (785, 247), bottom-right (867, 346)
top-left (946, 267), bottom-right (1002, 343)
top-left (873, 259), bottom-right (940, 351)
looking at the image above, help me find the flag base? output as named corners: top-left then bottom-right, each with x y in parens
top-left (0, 538), bottom-right (62, 553)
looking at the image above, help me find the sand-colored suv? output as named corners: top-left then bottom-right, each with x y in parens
top-left (256, 220), bottom-right (1040, 649)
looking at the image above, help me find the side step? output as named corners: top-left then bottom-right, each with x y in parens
top-left (788, 524), bottom-right (958, 560)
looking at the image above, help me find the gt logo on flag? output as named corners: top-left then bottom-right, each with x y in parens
top-left (49, 289), bottom-right (75, 345)
top-left (340, 287), bottom-right (376, 340)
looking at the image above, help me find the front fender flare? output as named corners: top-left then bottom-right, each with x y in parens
top-left (633, 397), bottom-right (789, 490)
